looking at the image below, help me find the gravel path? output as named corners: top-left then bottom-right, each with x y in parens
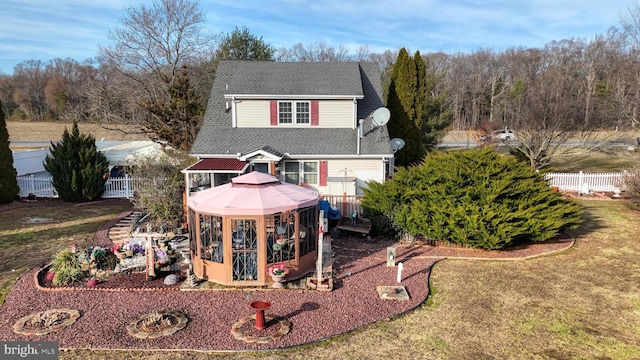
top-left (0, 229), bottom-right (572, 351)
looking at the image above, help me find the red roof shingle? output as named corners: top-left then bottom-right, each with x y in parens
top-left (186, 158), bottom-right (247, 172)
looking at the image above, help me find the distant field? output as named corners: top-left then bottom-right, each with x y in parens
top-left (7, 121), bottom-right (150, 142)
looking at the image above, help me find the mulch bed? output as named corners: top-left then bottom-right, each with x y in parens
top-left (0, 233), bottom-right (574, 351)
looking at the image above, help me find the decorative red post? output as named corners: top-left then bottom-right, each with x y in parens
top-left (249, 301), bottom-right (271, 330)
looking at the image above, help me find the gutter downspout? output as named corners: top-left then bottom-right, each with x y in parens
top-left (357, 119), bottom-right (363, 155)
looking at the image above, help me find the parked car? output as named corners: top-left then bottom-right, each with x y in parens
top-left (491, 129), bottom-right (515, 141)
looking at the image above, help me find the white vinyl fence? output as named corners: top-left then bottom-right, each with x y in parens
top-left (17, 174), bottom-right (164, 199)
top-left (17, 172), bottom-right (628, 199)
top-left (544, 171), bottom-right (627, 193)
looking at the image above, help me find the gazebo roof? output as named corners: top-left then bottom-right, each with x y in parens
top-left (187, 171), bottom-right (318, 215)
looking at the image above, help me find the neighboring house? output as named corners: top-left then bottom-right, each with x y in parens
top-left (184, 61), bottom-right (395, 197)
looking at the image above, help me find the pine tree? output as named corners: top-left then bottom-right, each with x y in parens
top-left (140, 64), bottom-right (204, 151)
top-left (44, 121), bottom-right (108, 202)
top-left (0, 100), bottom-right (19, 204)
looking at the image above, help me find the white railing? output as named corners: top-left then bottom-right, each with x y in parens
top-left (544, 171), bottom-right (627, 192)
top-left (17, 174), bottom-right (165, 199)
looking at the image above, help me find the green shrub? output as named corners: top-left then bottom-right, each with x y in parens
top-left (50, 249), bottom-right (80, 273)
top-left (361, 147), bottom-right (583, 249)
top-left (44, 121), bottom-right (108, 202)
top-left (52, 268), bottom-right (85, 286)
top-left (50, 249), bottom-right (85, 286)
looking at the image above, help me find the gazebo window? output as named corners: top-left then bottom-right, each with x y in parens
top-left (231, 219), bottom-right (258, 281)
top-left (299, 206), bottom-right (317, 256)
top-left (199, 214), bottom-right (223, 263)
top-left (267, 212), bottom-right (296, 265)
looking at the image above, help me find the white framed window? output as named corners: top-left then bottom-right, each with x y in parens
top-left (278, 101), bottom-right (310, 125)
top-left (283, 161), bottom-right (318, 185)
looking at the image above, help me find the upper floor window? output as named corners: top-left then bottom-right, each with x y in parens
top-left (279, 101), bottom-right (310, 125)
top-left (283, 161), bottom-right (318, 185)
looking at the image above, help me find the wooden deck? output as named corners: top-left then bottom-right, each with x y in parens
top-left (335, 216), bottom-right (372, 235)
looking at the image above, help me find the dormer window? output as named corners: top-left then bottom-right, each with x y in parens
top-left (279, 101), bottom-right (310, 125)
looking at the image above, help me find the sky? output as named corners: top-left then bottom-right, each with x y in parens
top-left (0, 0), bottom-right (634, 74)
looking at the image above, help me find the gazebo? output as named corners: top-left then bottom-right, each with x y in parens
top-left (186, 171), bottom-right (319, 286)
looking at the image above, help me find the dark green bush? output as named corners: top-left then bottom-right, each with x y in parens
top-left (0, 100), bottom-right (19, 204)
top-left (44, 121), bottom-right (108, 202)
top-left (362, 147), bottom-right (583, 249)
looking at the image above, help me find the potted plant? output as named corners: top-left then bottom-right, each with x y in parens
top-left (111, 243), bottom-right (126, 260)
top-left (267, 263), bottom-right (290, 289)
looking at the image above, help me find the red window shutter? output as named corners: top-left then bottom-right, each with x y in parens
top-left (270, 101), bottom-right (278, 125)
top-left (311, 101), bottom-right (319, 126)
top-left (319, 160), bottom-right (328, 186)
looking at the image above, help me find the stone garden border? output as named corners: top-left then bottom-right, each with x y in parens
top-left (13, 309), bottom-right (81, 336)
top-left (126, 310), bottom-right (188, 339)
top-left (231, 314), bottom-right (291, 344)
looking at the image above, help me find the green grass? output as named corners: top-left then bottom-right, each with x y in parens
top-left (0, 199), bottom-right (132, 305)
top-left (550, 148), bottom-right (638, 172)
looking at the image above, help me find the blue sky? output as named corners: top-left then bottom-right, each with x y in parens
top-left (0, 0), bottom-right (633, 74)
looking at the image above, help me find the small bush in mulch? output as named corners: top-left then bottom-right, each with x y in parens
top-left (37, 265), bottom-right (183, 290)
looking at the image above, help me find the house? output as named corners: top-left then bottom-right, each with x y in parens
top-left (183, 61), bottom-right (395, 197)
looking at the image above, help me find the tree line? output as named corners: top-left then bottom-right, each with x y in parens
top-left (2, 0), bottom-right (640, 155)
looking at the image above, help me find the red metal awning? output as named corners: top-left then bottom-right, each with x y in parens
top-left (185, 158), bottom-right (247, 172)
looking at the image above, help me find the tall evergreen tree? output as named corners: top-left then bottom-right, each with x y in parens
top-left (140, 64), bottom-right (204, 151)
top-left (44, 121), bottom-right (108, 202)
top-left (386, 48), bottom-right (426, 165)
top-left (386, 49), bottom-right (451, 166)
top-left (0, 100), bottom-right (19, 203)
top-left (215, 26), bottom-right (276, 62)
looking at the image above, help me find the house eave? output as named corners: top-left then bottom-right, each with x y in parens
top-left (224, 94), bottom-right (364, 100)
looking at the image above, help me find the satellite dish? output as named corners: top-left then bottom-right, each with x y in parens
top-left (371, 107), bottom-right (390, 127)
top-left (390, 138), bottom-right (405, 152)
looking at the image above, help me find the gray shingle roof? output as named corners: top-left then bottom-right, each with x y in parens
top-left (222, 61), bottom-right (364, 96)
top-left (190, 61), bottom-right (393, 157)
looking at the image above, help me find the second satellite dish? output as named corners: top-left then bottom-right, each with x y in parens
top-left (371, 107), bottom-right (390, 127)
top-left (390, 138), bottom-right (405, 152)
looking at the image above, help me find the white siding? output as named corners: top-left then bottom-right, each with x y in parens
top-left (321, 158), bottom-right (385, 196)
top-left (235, 101), bottom-right (270, 128)
top-left (235, 99), bottom-right (355, 128)
top-left (318, 100), bottom-right (354, 128)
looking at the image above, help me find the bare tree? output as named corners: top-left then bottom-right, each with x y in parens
top-left (278, 41), bottom-right (352, 62)
top-left (99, 0), bottom-right (213, 142)
top-left (99, 0), bottom-right (211, 105)
top-left (12, 60), bottom-right (48, 121)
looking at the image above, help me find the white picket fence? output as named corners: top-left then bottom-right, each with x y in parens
top-left (17, 175), bottom-right (164, 199)
top-left (17, 171), bottom-right (628, 199)
top-left (544, 171), bottom-right (627, 193)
